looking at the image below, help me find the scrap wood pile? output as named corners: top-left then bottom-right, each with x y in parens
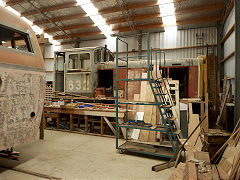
top-left (169, 119), bottom-right (240, 180)
top-left (216, 77), bottom-right (234, 129)
top-left (169, 144), bottom-right (215, 180)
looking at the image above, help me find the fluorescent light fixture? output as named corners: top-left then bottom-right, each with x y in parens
top-left (90, 15), bottom-right (106, 26)
top-left (98, 25), bottom-right (113, 35)
top-left (21, 17), bottom-right (33, 25)
top-left (162, 15), bottom-right (176, 26)
top-left (6, 6), bottom-right (20, 16)
top-left (81, 3), bottom-right (98, 16)
top-left (159, 3), bottom-right (175, 16)
top-left (32, 25), bottom-right (43, 34)
top-left (76, 0), bottom-right (91, 6)
top-left (158, 0), bottom-right (173, 5)
top-left (159, 0), bottom-right (177, 33)
top-left (78, 1), bottom-right (113, 38)
top-left (2, 41), bottom-right (6, 43)
top-left (0, 0), bottom-right (6, 6)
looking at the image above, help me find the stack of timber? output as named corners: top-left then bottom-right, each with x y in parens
top-left (212, 119), bottom-right (240, 180)
top-left (130, 72), bottom-right (180, 143)
top-left (217, 78), bottom-right (234, 129)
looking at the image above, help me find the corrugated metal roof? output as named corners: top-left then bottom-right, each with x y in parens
top-left (3, 0), bottom-right (225, 43)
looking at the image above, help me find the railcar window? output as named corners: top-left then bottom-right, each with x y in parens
top-left (0, 24), bottom-right (33, 53)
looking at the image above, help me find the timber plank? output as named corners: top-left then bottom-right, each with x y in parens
top-left (169, 163), bottom-right (186, 180)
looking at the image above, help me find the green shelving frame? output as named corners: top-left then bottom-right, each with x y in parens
top-left (115, 33), bottom-right (180, 158)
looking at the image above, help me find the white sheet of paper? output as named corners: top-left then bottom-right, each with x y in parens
top-left (131, 129), bottom-right (140, 140)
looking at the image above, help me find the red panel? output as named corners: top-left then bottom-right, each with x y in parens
top-left (188, 66), bottom-right (198, 98)
top-left (113, 68), bottom-right (147, 99)
top-left (113, 68), bottom-right (126, 90)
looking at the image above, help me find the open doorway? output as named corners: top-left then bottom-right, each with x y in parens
top-left (169, 67), bottom-right (189, 98)
top-left (98, 70), bottom-right (113, 96)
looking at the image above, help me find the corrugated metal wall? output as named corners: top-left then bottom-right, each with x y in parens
top-left (79, 27), bottom-right (217, 60)
top-left (223, 6), bottom-right (235, 94)
top-left (44, 27), bottom-right (217, 81)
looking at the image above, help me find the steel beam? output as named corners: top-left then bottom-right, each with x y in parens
top-left (217, 24), bottom-right (224, 81)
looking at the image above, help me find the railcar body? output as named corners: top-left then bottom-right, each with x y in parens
top-left (0, 6), bottom-right (45, 150)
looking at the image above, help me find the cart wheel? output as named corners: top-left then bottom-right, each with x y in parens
top-left (119, 149), bottom-right (125, 154)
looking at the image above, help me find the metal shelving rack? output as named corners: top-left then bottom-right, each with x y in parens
top-left (115, 33), bottom-right (180, 158)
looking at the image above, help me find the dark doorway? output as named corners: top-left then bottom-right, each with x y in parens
top-left (169, 67), bottom-right (189, 98)
top-left (98, 70), bottom-right (113, 95)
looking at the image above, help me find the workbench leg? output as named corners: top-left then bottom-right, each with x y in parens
top-left (57, 114), bottom-right (60, 129)
top-left (39, 113), bottom-right (44, 140)
top-left (84, 115), bottom-right (88, 134)
top-left (78, 116), bottom-right (80, 128)
top-left (70, 114), bottom-right (73, 132)
top-left (44, 117), bottom-right (47, 128)
top-left (101, 117), bottom-right (104, 136)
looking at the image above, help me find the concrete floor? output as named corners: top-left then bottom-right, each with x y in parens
top-left (0, 130), bottom-right (173, 180)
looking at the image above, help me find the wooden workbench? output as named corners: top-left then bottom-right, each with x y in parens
top-left (43, 106), bottom-right (126, 137)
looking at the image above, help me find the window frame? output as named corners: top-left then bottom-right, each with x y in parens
top-left (0, 21), bottom-right (36, 56)
top-left (68, 52), bottom-right (91, 70)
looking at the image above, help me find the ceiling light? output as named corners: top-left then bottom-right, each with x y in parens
top-left (6, 6), bottom-right (20, 16)
top-left (162, 15), bottom-right (176, 26)
top-left (159, 3), bottom-right (175, 16)
top-left (158, 0), bottom-right (173, 5)
top-left (90, 15), bottom-right (106, 26)
top-left (98, 25), bottom-right (113, 35)
top-left (76, 0), bottom-right (91, 6)
top-left (81, 3), bottom-right (98, 16)
top-left (78, 1), bottom-right (114, 38)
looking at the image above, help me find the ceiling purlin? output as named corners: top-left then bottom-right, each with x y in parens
top-left (32, 0), bottom-right (187, 25)
top-left (53, 13), bottom-right (221, 40)
top-left (43, 2), bottom-right (224, 34)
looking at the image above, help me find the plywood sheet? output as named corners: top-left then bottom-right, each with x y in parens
top-left (188, 103), bottom-right (202, 151)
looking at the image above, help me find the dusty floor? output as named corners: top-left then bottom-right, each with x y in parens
top-left (0, 130), bottom-right (173, 180)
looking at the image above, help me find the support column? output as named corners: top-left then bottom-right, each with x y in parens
top-left (217, 24), bottom-right (224, 84)
top-left (235, 0), bottom-right (240, 126)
